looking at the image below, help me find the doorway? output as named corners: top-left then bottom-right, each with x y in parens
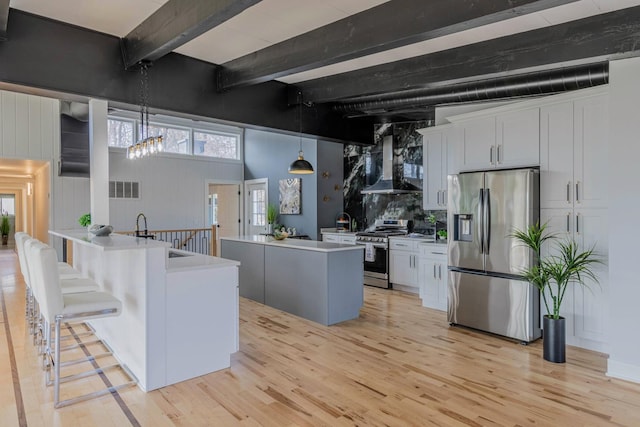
top-left (0, 194), bottom-right (15, 248)
top-left (208, 182), bottom-right (241, 255)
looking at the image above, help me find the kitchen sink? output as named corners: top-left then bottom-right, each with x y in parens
top-left (168, 250), bottom-right (193, 258)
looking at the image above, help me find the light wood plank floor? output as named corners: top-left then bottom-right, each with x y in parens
top-left (1, 248), bottom-right (639, 426)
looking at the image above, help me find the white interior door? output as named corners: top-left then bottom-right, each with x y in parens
top-left (244, 179), bottom-right (268, 236)
top-left (209, 183), bottom-right (240, 255)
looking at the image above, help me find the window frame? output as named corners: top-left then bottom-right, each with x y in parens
top-left (107, 110), bottom-right (243, 163)
top-left (192, 127), bottom-right (241, 160)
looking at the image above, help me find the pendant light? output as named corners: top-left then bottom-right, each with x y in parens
top-left (127, 61), bottom-right (163, 160)
top-left (288, 91), bottom-right (314, 174)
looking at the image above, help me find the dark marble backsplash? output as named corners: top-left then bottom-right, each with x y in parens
top-left (343, 120), bottom-right (446, 234)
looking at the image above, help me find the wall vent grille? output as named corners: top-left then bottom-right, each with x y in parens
top-left (109, 181), bottom-right (140, 199)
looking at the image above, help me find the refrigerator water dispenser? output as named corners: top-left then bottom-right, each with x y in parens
top-left (454, 214), bottom-right (473, 242)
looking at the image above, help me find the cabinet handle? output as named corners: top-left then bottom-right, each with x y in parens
top-left (575, 181), bottom-right (580, 203)
top-left (442, 190), bottom-right (447, 206)
top-left (490, 146), bottom-right (494, 164)
top-left (566, 182), bottom-right (571, 204)
top-left (576, 213), bottom-right (580, 234)
top-left (566, 213), bottom-right (570, 233)
top-left (436, 190), bottom-right (441, 205)
top-left (433, 265), bottom-right (437, 279)
top-left (497, 145), bottom-right (502, 164)
top-left (438, 264), bottom-right (442, 280)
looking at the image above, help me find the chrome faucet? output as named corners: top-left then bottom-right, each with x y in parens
top-left (135, 213), bottom-right (148, 238)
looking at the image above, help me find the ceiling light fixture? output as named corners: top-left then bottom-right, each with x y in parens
top-left (288, 91), bottom-right (314, 174)
top-left (127, 61), bottom-right (163, 160)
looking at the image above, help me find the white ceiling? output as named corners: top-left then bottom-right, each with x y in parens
top-left (9, 0), bottom-right (640, 85)
top-left (0, 158), bottom-right (47, 177)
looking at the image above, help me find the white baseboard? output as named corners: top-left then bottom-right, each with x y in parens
top-left (607, 359), bottom-right (640, 384)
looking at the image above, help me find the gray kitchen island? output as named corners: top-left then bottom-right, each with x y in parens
top-left (220, 235), bottom-right (364, 326)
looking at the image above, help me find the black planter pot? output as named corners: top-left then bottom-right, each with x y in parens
top-left (543, 315), bottom-right (566, 363)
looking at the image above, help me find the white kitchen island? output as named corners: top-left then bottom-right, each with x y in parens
top-left (220, 235), bottom-right (364, 326)
top-left (49, 230), bottom-right (239, 392)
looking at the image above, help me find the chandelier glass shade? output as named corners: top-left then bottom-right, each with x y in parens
top-left (127, 62), bottom-right (163, 160)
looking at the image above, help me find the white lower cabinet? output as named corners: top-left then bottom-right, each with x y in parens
top-left (389, 239), bottom-right (420, 289)
top-left (418, 243), bottom-right (448, 311)
top-left (541, 207), bottom-right (608, 352)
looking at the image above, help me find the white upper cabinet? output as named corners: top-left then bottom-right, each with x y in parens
top-left (540, 93), bottom-right (608, 209)
top-left (574, 95), bottom-right (609, 208)
top-left (540, 101), bottom-right (575, 207)
top-left (423, 129), bottom-right (443, 210)
top-left (420, 125), bottom-right (460, 210)
top-left (496, 108), bottom-right (540, 168)
top-left (458, 108), bottom-right (539, 172)
top-left (459, 116), bottom-right (496, 171)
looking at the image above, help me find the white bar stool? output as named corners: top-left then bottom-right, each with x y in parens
top-left (20, 237), bottom-right (99, 334)
top-left (23, 239), bottom-right (101, 360)
top-left (30, 244), bottom-right (135, 408)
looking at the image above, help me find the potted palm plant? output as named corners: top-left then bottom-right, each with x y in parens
top-left (511, 222), bottom-right (600, 363)
top-left (266, 204), bottom-right (278, 234)
top-left (1, 215), bottom-right (10, 245)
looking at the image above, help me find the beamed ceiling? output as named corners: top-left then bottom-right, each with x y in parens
top-left (2, 0), bottom-right (640, 144)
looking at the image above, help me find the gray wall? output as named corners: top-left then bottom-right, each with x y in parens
top-left (244, 129), bottom-right (319, 239)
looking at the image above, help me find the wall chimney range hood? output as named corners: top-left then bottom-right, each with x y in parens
top-left (361, 134), bottom-right (422, 195)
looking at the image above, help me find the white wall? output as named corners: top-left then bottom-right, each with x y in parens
top-left (34, 164), bottom-right (49, 242)
top-left (606, 58), bottom-right (640, 383)
top-left (0, 90), bottom-right (90, 239)
top-left (108, 151), bottom-right (243, 231)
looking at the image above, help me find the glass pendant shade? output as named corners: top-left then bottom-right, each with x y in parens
top-left (289, 150), bottom-right (314, 174)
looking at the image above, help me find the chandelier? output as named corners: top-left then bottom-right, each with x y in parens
top-left (127, 62), bottom-right (163, 159)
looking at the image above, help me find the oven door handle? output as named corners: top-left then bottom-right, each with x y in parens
top-left (356, 242), bottom-right (387, 249)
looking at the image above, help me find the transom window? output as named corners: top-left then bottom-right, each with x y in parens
top-left (194, 130), bottom-right (239, 159)
top-left (107, 114), bottom-right (242, 161)
top-left (140, 124), bottom-right (190, 154)
top-left (107, 118), bottom-right (134, 148)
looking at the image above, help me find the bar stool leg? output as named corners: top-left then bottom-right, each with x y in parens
top-left (54, 317), bottom-right (61, 406)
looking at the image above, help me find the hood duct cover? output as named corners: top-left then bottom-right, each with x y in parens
top-left (361, 134), bottom-right (422, 195)
top-left (59, 101), bottom-right (90, 178)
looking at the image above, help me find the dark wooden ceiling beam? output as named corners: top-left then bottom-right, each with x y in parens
top-left (0, 0), bottom-right (9, 41)
top-left (294, 6), bottom-right (640, 104)
top-left (217, 0), bottom-right (578, 90)
top-left (121, 0), bottom-right (262, 69)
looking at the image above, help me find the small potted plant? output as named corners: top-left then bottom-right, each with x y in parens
top-left (437, 229), bottom-right (447, 241)
top-left (1, 215), bottom-right (10, 245)
top-left (78, 213), bottom-right (91, 228)
top-left (511, 222), bottom-right (600, 363)
top-left (266, 204), bottom-right (278, 234)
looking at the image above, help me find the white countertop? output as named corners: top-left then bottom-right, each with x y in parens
top-left (166, 248), bottom-right (239, 272)
top-left (50, 229), bottom-right (171, 250)
top-left (221, 235), bottom-right (364, 253)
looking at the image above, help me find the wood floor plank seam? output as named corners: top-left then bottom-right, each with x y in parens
top-left (66, 323), bottom-right (141, 426)
top-left (0, 279), bottom-right (27, 427)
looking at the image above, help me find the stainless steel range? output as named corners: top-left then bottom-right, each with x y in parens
top-left (356, 219), bottom-right (408, 288)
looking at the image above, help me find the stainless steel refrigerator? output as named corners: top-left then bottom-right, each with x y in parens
top-left (447, 168), bottom-right (541, 342)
